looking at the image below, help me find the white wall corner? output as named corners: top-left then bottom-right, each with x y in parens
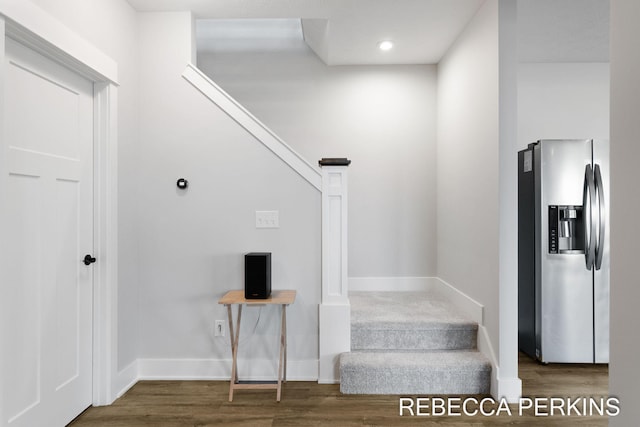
top-left (0, 16), bottom-right (6, 427)
top-left (189, 12), bottom-right (197, 66)
top-left (477, 324), bottom-right (522, 403)
top-left (497, 0), bottom-right (521, 407)
top-left (113, 360), bottom-right (139, 401)
top-left (301, 19), bottom-right (329, 65)
top-left (349, 276), bottom-right (436, 292)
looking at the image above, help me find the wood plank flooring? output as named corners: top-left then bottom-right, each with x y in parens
top-left (70, 353), bottom-right (609, 426)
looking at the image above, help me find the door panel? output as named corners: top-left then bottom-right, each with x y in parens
top-left (55, 179), bottom-right (81, 388)
top-left (4, 174), bottom-right (42, 422)
top-left (6, 46), bottom-right (82, 159)
top-left (1, 37), bottom-right (94, 427)
top-left (592, 139), bottom-right (610, 363)
top-left (537, 139), bottom-right (594, 363)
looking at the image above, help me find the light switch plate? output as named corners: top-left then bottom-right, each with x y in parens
top-left (256, 210), bottom-right (279, 228)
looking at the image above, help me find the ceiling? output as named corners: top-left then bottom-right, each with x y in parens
top-left (126, 0), bottom-right (610, 65)
top-left (125, 0), bottom-right (485, 65)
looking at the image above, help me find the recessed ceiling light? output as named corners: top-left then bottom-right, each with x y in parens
top-left (378, 40), bottom-right (394, 51)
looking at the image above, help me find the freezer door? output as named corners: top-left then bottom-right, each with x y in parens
top-left (536, 139), bottom-right (594, 363)
top-left (593, 139), bottom-right (610, 363)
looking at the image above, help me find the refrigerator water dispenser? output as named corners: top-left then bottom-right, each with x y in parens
top-left (548, 205), bottom-right (584, 254)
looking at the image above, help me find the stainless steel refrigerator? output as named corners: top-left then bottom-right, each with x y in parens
top-left (518, 139), bottom-right (609, 363)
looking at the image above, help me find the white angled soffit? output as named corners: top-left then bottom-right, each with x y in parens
top-left (182, 64), bottom-right (322, 191)
top-left (196, 18), bottom-right (330, 65)
top-left (196, 18), bottom-right (306, 53)
top-left (301, 19), bottom-right (329, 65)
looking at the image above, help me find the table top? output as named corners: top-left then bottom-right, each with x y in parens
top-left (218, 290), bottom-right (296, 305)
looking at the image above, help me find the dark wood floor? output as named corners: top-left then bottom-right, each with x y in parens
top-left (70, 353), bottom-right (609, 426)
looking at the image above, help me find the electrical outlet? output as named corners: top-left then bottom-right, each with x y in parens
top-left (215, 320), bottom-right (225, 337)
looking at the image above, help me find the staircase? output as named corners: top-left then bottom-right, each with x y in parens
top-left (340, 291), bottom-right (491, 395)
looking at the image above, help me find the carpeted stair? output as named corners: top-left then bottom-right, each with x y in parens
top-left (340, 291), bottom-right (491, 395)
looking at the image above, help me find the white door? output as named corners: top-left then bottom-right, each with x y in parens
top-left (1, 37), bottom-right (94, 427)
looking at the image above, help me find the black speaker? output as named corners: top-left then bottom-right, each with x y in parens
top-left (244, 252), bottom-right (271, 299)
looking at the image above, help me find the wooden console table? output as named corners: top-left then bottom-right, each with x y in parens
top-left (218, 290), bottom-right (296, 402)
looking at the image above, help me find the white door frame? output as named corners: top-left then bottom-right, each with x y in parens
top-left (0, 5), bottom-right (120, 407)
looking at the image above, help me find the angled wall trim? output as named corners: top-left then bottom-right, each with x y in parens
top-left (182, 64), bottom-right (322, 191)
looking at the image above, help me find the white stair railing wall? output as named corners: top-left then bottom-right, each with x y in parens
top-left (318, 159), bottom-right (351, 383)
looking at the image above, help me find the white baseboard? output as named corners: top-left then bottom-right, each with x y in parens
top-left (431, 278), bottom-right (484, 325)
top-left (107, 357), bottom-right (317, 403)
top-left (349, 276), bottom-right (438, 292)
top-left (114, 360), bottom-right (139, 401)
top-left (496, 374), bottom-right (523, 404)
top-left (137, 358), bottom-right (318, 382)
top-left (108, 277), bottom-right (516, 400)
top-left (477, 324), bottom-right (499, 398)
top-left (348, 276), bottom-right (483, 325)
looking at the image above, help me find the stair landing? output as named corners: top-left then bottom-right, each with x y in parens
top-left (350, 291), bottom-right (478, 351)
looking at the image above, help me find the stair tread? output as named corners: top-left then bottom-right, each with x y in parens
top-left (350, 291), bottom-right (474, 328)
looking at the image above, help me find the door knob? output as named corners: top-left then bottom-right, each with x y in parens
top-left (83, 254), bottom-right (96, 265)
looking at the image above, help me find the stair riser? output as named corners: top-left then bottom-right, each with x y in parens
top-left (352, 328), bottom-right (477, 351)
top-left (340, 367), bottom-right (491, 395)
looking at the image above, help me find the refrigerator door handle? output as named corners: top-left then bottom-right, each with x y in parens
top-left (582, 164), bottom-right (596, 270)
top-left (594, 164), bottom-right (605, 270)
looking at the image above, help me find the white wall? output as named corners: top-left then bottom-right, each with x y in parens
top-left (26, 0), bottom-right (141, 379)
top-left (437, 0), bottom-right (500, 354)
top-left (610, 0), bottom-right (640, 424)
top-left (197, 43), bottom-right (438, 281)
top-left (518, 63), bottom-right (610, 145)
top-left (136, 12), bottom-right (321, 379)
top-left (497, 0), bottom-right (521, 401)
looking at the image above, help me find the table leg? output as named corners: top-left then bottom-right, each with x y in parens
top-left (226, 305), bottom-right (237, 384)
top-left (229, 304), bottom-right (243, 402)
top-left (283, 305), bottom-right (288, 383)
top-left (276, 304), bottom-right (287, 402)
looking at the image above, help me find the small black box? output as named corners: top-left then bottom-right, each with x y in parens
top-left (244, 252), bottom-right (271, 299)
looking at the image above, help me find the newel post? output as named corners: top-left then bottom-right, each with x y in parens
top-left (318, 158), bottom-right (351, 383)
